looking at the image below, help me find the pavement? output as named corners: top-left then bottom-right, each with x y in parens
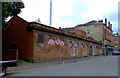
top-left (7, 55), bottom-right (105, 74)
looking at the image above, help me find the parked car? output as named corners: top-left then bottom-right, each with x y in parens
top-left (0, 60), bottom-right (20, 77)
top-left (112, 49), bottom-right (119, 55)
top-left (112, 51), bottom-right (120, 55)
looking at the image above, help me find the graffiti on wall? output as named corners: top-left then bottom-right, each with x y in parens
top-left (86, 45), bottom-right (88, 48)
top-left (60, 41), bottom-right (65, 45)
top-left (48, 39), bottom-right (65, 45)
top-left (48, 39), bottom-right (55, 44)
top-left (81, 43), bottom-right (87, 48)
top-left (81, 44), bottom-right (83, 48)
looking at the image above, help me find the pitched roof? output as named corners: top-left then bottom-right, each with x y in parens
top-left (29, 22), bottom-right (102, 44)
top-left (8, 15), bottom-right (29, 23)
top-left (77, 20), bottom-right (104, 27)
top-left (61, 27), bottom-right (76, 31)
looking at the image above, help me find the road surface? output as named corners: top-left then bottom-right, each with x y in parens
top-left (7, 56), bottom-right (118, 76)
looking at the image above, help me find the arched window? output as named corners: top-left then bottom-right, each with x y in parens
top-left (86, 45), bottom-right (88, 48)
top-left (81, 44), bottom-right (84, 48)
top-left (60, 41), bottom-right (65, 45)
top-left (69, 41), bottom-right (73, 47)
top-left (48, 39), bottom-right (55, 45)
top-left (74, 42), bottom-right (79, 47)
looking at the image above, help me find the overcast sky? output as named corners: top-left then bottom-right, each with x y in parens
top-left (16, 0), bottom-right (119, 32)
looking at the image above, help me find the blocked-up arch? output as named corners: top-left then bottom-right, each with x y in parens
top-left (68, 41), bottom-right (73, 47)
top-left (48, 38), bottom-right (55, 45)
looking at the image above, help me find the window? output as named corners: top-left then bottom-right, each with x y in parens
top-left (38, 35), bottom-right (44, 43)
top-left (115, 46), bottom-right (118, 48)
top-left (104, 26), bottom-right (106, 30)
top-left (107, 34), bottom-right (109, 39)
top-left (109, 29), bottom-right (111, 33)
top-left (115, 38), bottom-right (118, 40)
top-left (115, 41), bottom-right (118, 44)
top-left (103, 32), bottom-right (105, 38)
top-left (87, 26), bottom-right (90, 31)
top-left (87, 33), bottom-right (90, 37)
top-left (104, 40), bottom-right (106, 44)
top-left (107, 28), bottom-right (109, 32)
top-left (108, 42), bottom-right (110, 45)
top-left (108, 35), bottom-right (110, 39)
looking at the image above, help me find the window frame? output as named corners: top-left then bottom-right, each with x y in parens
top-left (38, 35), bottom-right (44, 43)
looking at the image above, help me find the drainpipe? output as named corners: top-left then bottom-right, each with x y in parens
top-left (32, 30), bottom-right (34, 63)
top-left (103, 25), bottom-right (106, 56)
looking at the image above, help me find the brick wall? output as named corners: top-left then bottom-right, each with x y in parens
top-left (2, 50), bottom-right (18, 61)
top-left (2, 16), bottom-right (33, 60)
top-left (3, 16), bottom-right (103, 62)
top-left (32, 29), bottom-right (102, 62)
top-left (76, 25), bottom-right (103, 42)
top-left (68, 30), bottom-right (86, 37)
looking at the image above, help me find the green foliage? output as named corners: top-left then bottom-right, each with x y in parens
top-left (99, 40), bottom-right (103, 43)
top-left (17, 61), bottom-right (22, 65)
top-left (63, 31), bottom-right (67, 34)
top-left (76, 35), bottom-right (80, 38)
top-left (83, 46), bottom-right (86, 48)
top-left (2, 2), bottom-right (24, 30)
top-left (30, 24), bottom-right (34, 27)
top-left (26, 57), bottom-right (33, 62)
top-left (83, 56), bottom-right (88, 57)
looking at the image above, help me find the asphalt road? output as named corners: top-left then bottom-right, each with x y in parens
top-left (7, 56), bottom-right (118, 76)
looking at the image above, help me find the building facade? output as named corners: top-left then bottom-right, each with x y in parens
top-left (62, 18), bottom-right (114, 54)
top-left (3, 16), bottom-right (103, 62)
top-left (76, 19), bottom-right (113, 47)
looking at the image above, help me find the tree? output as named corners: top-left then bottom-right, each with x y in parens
top-left (2, 2), bottom-right (25, 30)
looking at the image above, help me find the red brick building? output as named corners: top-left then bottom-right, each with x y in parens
top-left (2, 16), bottom-right (33, 60)
top-left (2, 16), bottom-right (103, 62)
top-left (62, 18), bottom-right (114, 55)
top-left (68, 30), bottom-right (86, 38)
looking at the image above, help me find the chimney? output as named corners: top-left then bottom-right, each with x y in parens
top-left (108, 22), bottom-right (110, 27)
top-left (59, 27), bottom-right (61, 29)
top-left (105, 18), bottom-right (107, 26)
top-left (110, 24), bottom-right (112, 29)
top-left (117, 32), bottom-right (118, 36)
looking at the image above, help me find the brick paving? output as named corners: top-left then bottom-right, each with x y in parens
top-left (7, 55), bottom-right (104, 74)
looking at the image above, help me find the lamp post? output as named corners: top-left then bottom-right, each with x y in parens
top-left (50, 0), bottom-right (52, 26)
